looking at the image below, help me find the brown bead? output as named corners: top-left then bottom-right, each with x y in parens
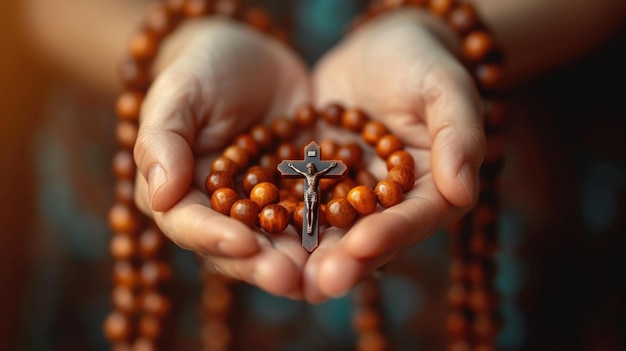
top-left (230, 199), bottom-right (260, 228)
top-left (406, 0), bottom-right (427, 6)
top-left (116, 179), bottom-right (135, 204)
top-left (202, 283), bottom-right (232, 316)
top-left (475, 63), bottom-right (503, 90)
top-left (376, 134), bottom-right (404, 159)
top-left (333, 178), bottom-right (356, 199)
top-left (259, 153), bottom-right (280, 177)
top-left (294, 103), bottom-right (317, 127)
top-left (321, 103), bottom-right (344, 125)
top-left (250, 125), bottom-right (274, 150)
top-left (469, 287), bottom-right (496, 313)
top-left (242, 166), bottom-right (270, 194)
top-left (474, 204), bottom-right (496, 225)
top-left (318, 203), bottom-right (328, 226)
top-left (109, 203), bottom-right (140, 234)
top-left (361, 121), bottom-right (388, 146)
top-left (113, 260), bottom-right (137, 287)
top-left (112, 286), bottom-right (137, 314)
top-left (448, 340), bottom-right (471, 351)
top-left (447, 283), bottom-right (468, 309)
top-left (484, 99), bottom-right (506, 129)
top-left (145, 3), bottom-right (178, 38)
top-left (347, 185), bottom-right (378, 216)
top-left (244, 7), bottom-right (271, 32)
top-left (222, 145), bottom-right (249, 170)
top-left (210, 187), bottom-right (239, 215)
top-left (275, 142), bottom-right (299, 160)
top-left (336, 142), bottom-right (363, 169)
top-left (214, 0), bottom-right (241, 17)
top-left (374, 180), bottom-right (403, 208)
top-left (164, 0), bottom-right (185, 13)
top-left (142, 291), bottom-right (171, 317)
top-left (184, 0), bottom-right (213, 17)
top-left (110, 234), bottom-right (135, 260)
top-left (356, 331), bottom-right (387, 351)
top-left (320, 177), bottom-right (338, 191)
top-left (118, 57), bottom-right (150, 90)
top-left (382, 0), bottom-right (405, 10)
top-left (325, 197), bottom-right (357, 228)
top-left (447, 3), bottom-right (478, 34)
top-left (278, 198), bottom-right (298, 220)
top-left (104, 311), bottom-right (132, 342)
top-left (355, 169), bottom-right (378, 189)
top-left (270, 117), bottom-right (295, 140)
top-left (201, 319), bottom-right (232, 350)
top-left (249, 182), bottom-right (280, 209)
top-left (139, 315), bottom-right (162, 340)
top-left (205, 171), bottom-right (235, 195)
top-left (293, 203), bottom-right (305, 231)
top-left (387, 165), bottom-right (416, 192)
top-left (290, 179), bottom-right (305, 198)
top-left (140, 261), bottom-right (172, 287)
top-left (233, 134), bottom-right (260, 159)
top-left (353, 307), bottom-right (381, 332)
top-left (446, 310), bottom-right (469, 339)
top-left (386, 150), bottom-right (415, 170)
top-left (319, 139), bottom-right (339, 160)
top-left (271, 29), bottom-right (290, 45)
top-left (462, 30), bottom-right (494, 62)
top-left (473, 313), bottom-right (499, 340)
top-left (111, 343), bottom-right (132, 351)
top-left (112, 150), bottom-right (136, 180)
top-left (210, 156), bottom-right (239, 177)
top-left (116, 121), bottom-right (138, 149)
top-left (116, 91), bottom-right (144, 121)
top-left (449, 259), bottom-right (466, 282)
top-left (138, 227), bottom-right (164, 258)
top-left (129, 31), bottom-right (159, 62)
top-left (342, 108), bottom-right (368, 132)
top-left (259, 204), bottom-right (289, 234)
top-left (429, 0), bottom-right (454, 17)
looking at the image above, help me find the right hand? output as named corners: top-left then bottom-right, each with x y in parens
top-left (133, 18), bottom-right (311, 298)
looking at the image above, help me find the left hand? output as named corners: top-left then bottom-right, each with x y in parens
top-left (304, 9), bottom-right (486, 302)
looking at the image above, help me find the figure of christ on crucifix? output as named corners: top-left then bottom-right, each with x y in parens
top-left (277, 142), bottom-right (347, 252)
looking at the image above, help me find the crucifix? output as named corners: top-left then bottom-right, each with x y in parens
top-left (277, 141), bottom-right (347, 252)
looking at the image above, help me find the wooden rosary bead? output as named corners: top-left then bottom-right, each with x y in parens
top-left (278, 198), bottom-right (298, 219)
top-left (118, 57), bottom-right (150, 90)
top-left (113, 260), bottom-right (138, 287)
top-left (142, 291), bottom-right (171, 317)
top-left (211, 156), bottom-right (239, 177)
top-left (139, 315), bottom-right (163, 340)
top-left (140, 261), bottom-right (172, 287)
top-left (164, 0), bottom-right (185, 13)
top-left (447, 3), bottom-right (478, 34)
top-left (259, 204), bottom-right (289, 234)
top-left (259, 153), bottom-right (280, 177)
top-left (210, 187), bottom-right (240, 215)
top-left (290, 178), bottom-right (305, 198)
top-left (355, 169), bottom-right (378, 189)
top-left (222, 145), bottom-right (249, 170)
top-left (202, 283), bottom-right (233, 316)
top-left (375, 134), bottom-right (404, 159)
top-left (112, 286), bottom-right (137, 314)
top-left (104, 311), bottom-right (133, 342)
top-left (145, 3), bottom-right (178, 38)
top-left (294, 103), bottom-right (317, 127)
top-left (205, 171), bottom-right (235, 195)
top-left (353, 307), bottom-right (382, 332)
top-left (429, 0), bottom-right (455, 17)
top-left (138, 227), bottom-right (164, 258)
top-left (244, 7), bottom-right (271, 32)
top-left (449, 259), bottom-right (467, 282)
top-left (319, 139), bottom-right (339, 159)
top-left (387, 165), bottom-right (416, 192)
top-left (116, 91), bottom-right (144, 121)
top-left (374, 180), bottom-right (403, 208)
top-left (229, 199), bottom-right (260, 228)
top-left (448, 340), bottom-right (471, 351)
top-left (473, 313), bottom-right (500, 340)
top-left (406, 0), bottom-right (428, 6)
top-left (386, 149), bottom-right (415, 170)
top-left (356, 331), bottom-right (387, 351)
top-left (184, 0), bottom-right (213, 17)
top-left (116, 121), bottom-right (139, 149)
top-left (116, 179), bottom-right (135, 204)
top-left (347, 185), bottom-right (378, 215)
top-left (469, 287), bottom-right (497, 313)
top-left (484, 100), bottom-right (506, 129)
top-left (242, 166), bottom-right (271, 194)
top-left (447, 283), bottom-right (468, 309)
top-left (342, 108), bottom-right (368, 132)
top-left (201, 319), bottom-right (232, 350)
top-left (233, 133), bottom-right (260, 159)
top-left (129, 31), bottom-right (159, 62)
top-left (109, 203), bottom-right (140, 234)
top-left (249, 182), bottom-right (280, 209)
top-left (321, 103), bottom-right (344, 125)
top-left (361, 121), bottom-right (388, 146)
top-left (112, 150), bottom-right (136, 180)
top-left (132, 338), bottom-right (160, 351)
top-left (110, 234), bottom-right (135, 260)
top-left (111, 343), bottom-right (132, 351)
top-left (325, 198), bottom-right (357, 228)
top-left (250, 124), bottom-right (274, 150)
top-left (336, 142), bottom-right (363, 169)
top-left (270, 117), bottom-right (295, 140)
top-left (214, 0), bottom-right (241, 17)
top-left (446, 310), bottom-right (470, 339)
top-left (462, 30), bottom-right (494, 62)
top-left (333, 178), bottom-right (357, 199)
top-left (474, 63), bottom-right (502, 90)
top-left (275, 142), bottom-right (299, 160)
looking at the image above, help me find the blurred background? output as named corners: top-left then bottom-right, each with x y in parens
top-left (1, 0), bottom-right (625, 350)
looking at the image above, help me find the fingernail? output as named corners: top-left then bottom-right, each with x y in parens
top-left (148, 164), bottom-right (167, 208)
top-left (458, 162), bottom-right (474, 203)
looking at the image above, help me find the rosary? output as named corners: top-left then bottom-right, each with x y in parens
top-left (106, 0), bottom-right (505, 350)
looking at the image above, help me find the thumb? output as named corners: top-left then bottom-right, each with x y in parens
top-left (134, 71), bottom-right (198, 212)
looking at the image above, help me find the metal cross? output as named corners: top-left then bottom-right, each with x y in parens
top-left (277, 141), bottom-right (347, 252)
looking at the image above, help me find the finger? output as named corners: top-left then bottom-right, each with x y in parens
top-left (302, 228), bottom-right (345, 303)
top-left (424, 67), bottom-right (486, 207)
top-left (209, 230), bottom-right (308, 298)
top-left (152, 187), bottom-right (259, 257)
